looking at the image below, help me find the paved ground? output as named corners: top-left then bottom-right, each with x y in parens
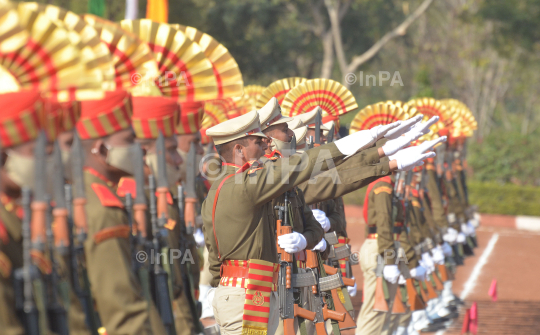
top-left (343, 205), bottom-right (540, 335)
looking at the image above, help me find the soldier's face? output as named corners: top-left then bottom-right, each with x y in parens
top-left (265, 123), bottom-right (293, 143)
top-left (241, 136), bottom-right (266, 162)
top-left (177, 133), bottom-right (204, 155)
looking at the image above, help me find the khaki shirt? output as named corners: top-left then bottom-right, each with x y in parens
top-left (82, 170), bottom-right (166, 335)
top-left (0, 200), bottom-right (24, 335)
top-left (425, 168), bottom-right (448, 231)
top-left (202, 143), bottom-right (347, 286)
top-left (365, 179), bottom-right (395, 265)
top-left (300, 146), bottom-right (390, 205)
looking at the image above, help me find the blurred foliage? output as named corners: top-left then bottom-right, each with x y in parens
top-left (468, 181), bottom-right (540, 216)
top-left (468, 131), bottom-right (540, 186)
top-left (343, 180), bottom-right (540, 216)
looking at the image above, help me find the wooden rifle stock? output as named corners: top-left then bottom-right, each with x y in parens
top-left (31, 201), bottom-right (47, 247)
top-left (184, 197), bottom-right (198, 233)
top-left (133, 203), bottom-right (148, 238)
top-left (437, 264), bottom-right (448, 282)
top-left (331, 288), bottom-right (356, 330)
top-left (315, 321), bottom-right (327, 335)
top-left (72, 198), bottom-right (87, 235)
top-left (323, 305), bottom-right (346, 322)
top-left (283, 318), bottom-right (295, 335)
top-left (278, 225), bottom-right (293, 263)
top-left (342, 277), bottom-right (355, 287)
top-left (373, 277), bottom-right (389, 312)
top-left (406, 279), bottom-right (424, 311)
top-left (156, 186), bottom-right (169, 220)
top-left (294, 304), bottom-right (316, 321)
top-left (52, 208), bottom-right (69, 249)
top-left (392, 288), bottom-right (406, 314)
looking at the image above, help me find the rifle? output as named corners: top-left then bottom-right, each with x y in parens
top-left (320, 264), bottom-right (357, 330)
top-left (395, 172), bottom-right (425, 311)
top-left (183, 141), bottom-right (198, 235)
top-left (314, 109), bottom-right (321, 146)
top-left (305, 250), bottom-right (346, 335)
top-left (45, 197), bottom-right (69, 335)
top-left (15, 187), bottom-right (41, 335)
top-left (70, 132), bottom-right (100, 333)
top-left (176, 183), bottom-right (204, 332)
top-left (275, 191), bottom-right (315, 335)
top-left (148, 174), bottom-right (176, 335)
top-left (326, 123), bottom-right (335, 143)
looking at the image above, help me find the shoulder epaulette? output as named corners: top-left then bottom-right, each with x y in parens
top-left (91, 183), bottom-right (125, 209)
top-left (237, 160), bottom-right (263, 175)
top-left (116, 177), bottom-right (137, 198)
top-left (0, 251), bottom-right (11, 278)
top-left (94, 226), bottom-right (131, 244)
top-left (374, 186), bottom-right (393, 195)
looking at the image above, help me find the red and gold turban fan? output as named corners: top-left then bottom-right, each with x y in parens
top-left (0, 3), bottom-right (107, 102)
top-left (175, 25), bottom-right (244, 99)
top-left (349, 101), bottom-right (411, 134)
top-left (234, 85), bottom-right (265, 115)
top-left (84, 15), bottom-right (160, 92)
top-left (120, 19), bottom-right (219, 102)
top-left (255, 77), bottom-right (307, 109)
top-left (282, 78), bottom-right (358, 124)
top-left (22, 3), bottom-right (115, 92)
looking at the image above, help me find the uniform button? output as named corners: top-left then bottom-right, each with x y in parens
top-left (382, 171), bottom-right (386, 174)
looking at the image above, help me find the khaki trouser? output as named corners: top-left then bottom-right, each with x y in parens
top-left (212, 285), bottom-right (279, 335)
top-left (355, 239), bottom-right (397, 335)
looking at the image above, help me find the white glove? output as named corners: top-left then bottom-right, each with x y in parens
top-left (381, 130), bottom-right (423, 157)
top-left (443, 227), bottom-right (458, 244)
top-left (384, 115), bottom-right (423, 139)
top-left (311, 209), bottom-right (331, 232)
top-left (441, 242), bottom-right (453, 256)
top-left (467, 221), bottom-right (477, 235)
top-left (457, 232), bottom-right (466, 243)
top-left (431, 248), bottom-right (445, 265)
top-left (388, 137), bottom-right (447, 171)
top-left (410, 265), bottom-right (427, 281)
top-left (335, 121), bottom-right (397, 156)
top-left (347, 278), bottom-right (357, 297)
top-left (193, 228), bottom-right (205, 248)
top-left (398, 274), bottom-right (406, 285)
top-left (421, 253), bottom-right (435, 272)
top-left (383, 265), bottom-right (401, 284)
top-left (278, 232), bottom-right (307, 254)
top-left (370, 121), bottom-right (402, 140)
top-left (461, 223), bottom-right (470, 236)
top-left (409, 116), bottom-right (440, 137)
top-left (312, 238), bottom-right (327, 252)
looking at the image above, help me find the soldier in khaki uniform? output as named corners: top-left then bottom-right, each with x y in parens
top-left (115, 95), bottom-right (205, 335)
top-left (202, 104), bottom-right (443, 335)
top-left (0, 91), bottom-right (48, 335)
top-left (77, 90), bottom-right (166, 335)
